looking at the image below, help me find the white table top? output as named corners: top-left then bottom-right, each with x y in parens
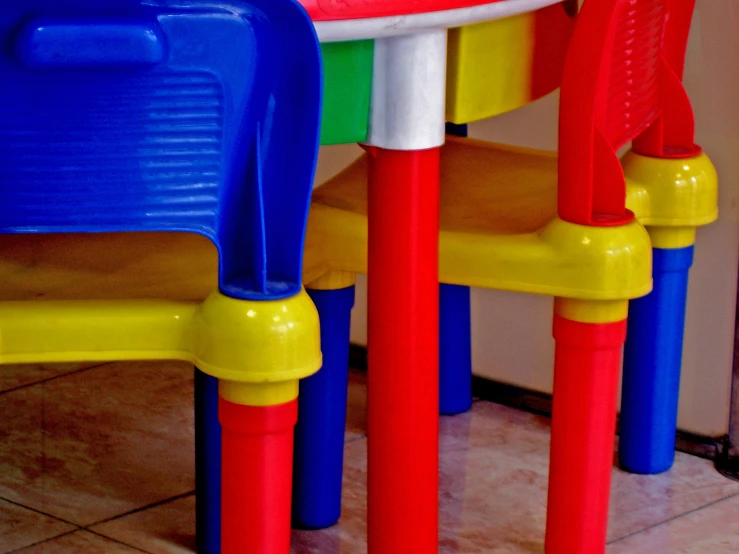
top-left (315, 0), bottom-right (563, 42)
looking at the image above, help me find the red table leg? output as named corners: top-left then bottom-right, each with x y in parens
top-left (367, 146), bottom-right (440, 554)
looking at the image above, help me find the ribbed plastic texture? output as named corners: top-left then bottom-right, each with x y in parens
top-left (293, 286), bottom-right (356, 529)
top-left (0, 72), bottom-right (223, 228)
top-left (605, 0), bottom-right (665, 148)
top-left (620, 246), bottom-right (694, 474)
top-left (557, 0), bottom-right (695, 226)
top-left (0, 0), bottom-right (322, 301)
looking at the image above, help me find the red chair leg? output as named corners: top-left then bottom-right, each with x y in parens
top-left (220, 396), bottom-right (298, 554)
top-left (367, 146), bottom-right (440, 554)
top-left (546, 310), bottom-right (627, 554)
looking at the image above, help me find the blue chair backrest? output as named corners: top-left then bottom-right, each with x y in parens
top-left (0, 0), bottom-right (322, 301)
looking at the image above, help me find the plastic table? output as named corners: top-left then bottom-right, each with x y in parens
top-left (313, 2), bottom-right (564, 552)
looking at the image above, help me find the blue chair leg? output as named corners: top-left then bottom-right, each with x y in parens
top-left (292, 285), bottom-right (355, 530)
top-left (619, 245), bottom-right (695, 474)
top-left (195, 368), bottom-right (221, 554)
top-left (440, 284), bottom-right (474, 415)
top-left (438, 122), bottom-right (474, 416)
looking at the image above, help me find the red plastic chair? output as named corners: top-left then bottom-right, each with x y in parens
top-left (549, 0), bottom-right (698, 551)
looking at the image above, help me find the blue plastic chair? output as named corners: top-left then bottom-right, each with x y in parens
top-left (0, 1), bottom-right (322, 552)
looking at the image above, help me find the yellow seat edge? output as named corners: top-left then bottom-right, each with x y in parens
top-left (0, 290), bottom-right (322, 404)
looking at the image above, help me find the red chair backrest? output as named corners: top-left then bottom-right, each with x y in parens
top-left (558, 0), bottom-right (698, 227)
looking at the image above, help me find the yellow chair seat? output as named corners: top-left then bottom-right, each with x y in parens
top-left (304, 136), bottom-right (716, 300)
top-left (0, 232), bottom-right (218, 301)
top-left (0, 232), bottom-right (321, 403)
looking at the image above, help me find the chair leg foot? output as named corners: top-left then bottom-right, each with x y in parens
top-left (292, 285), bottom-right (355, 530)
top-left (195, 369), bottom-right (221, 554)
top-left (546, 306), bottom-right (627, 554)
top-left (620, 245), bottom-right (694, 474)
top-left (439, 283), bottom-right (473, 416)
top-left (220, 395), bottom-right (298, 554)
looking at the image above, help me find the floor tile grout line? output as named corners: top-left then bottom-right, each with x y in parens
top-left (345, 434), bottom-right (366, 445)
top-left (6, 529), bottom-right (79, 554)
top-left (0, 496), bottom-right (81, 528)
top-left (85, 529), bottom-right (152, 553)
top-left (83, 490), bottom-right (196, 529)
top-left (0, 363), bottom-right (111, 396)
top-left (606, 489), bottom-right (739, 546)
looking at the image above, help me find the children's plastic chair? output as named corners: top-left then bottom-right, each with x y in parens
top-left (292, 1), bottom-right (575, 532)
top-left (438, 0), bottom-right (717, 475)
top-left (301, 0), bottom-right (717, 551)
top-left (0, 2), bottom-right (322, 553)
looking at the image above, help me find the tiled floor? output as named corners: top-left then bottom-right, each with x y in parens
top-left (1, 362), bottom-right (738, 553)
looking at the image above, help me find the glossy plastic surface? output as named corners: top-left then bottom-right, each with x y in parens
top-left (548, 308), bottom-right (627, 554)
top-left (0, 0), bottom-right (322, 302)
top-left (440, 284), bottom-right (474, 415)
top-left (293, 286), bottom-right (356, 529)
top-left (306, 138), bottom-right (652, 300)
top-left (195, 370), bottom-right (221, 554)
top-left (0, 290), bottom-right (321, 389)
top-left (624, 151), bottom-right (718, 227)
top-left (220, 398), bottom-right (298, 554)
top-left (321, 41), bottom-right (373, 145)
top-left (632, 0), bottom-right (699, 158)
top-left (439, 123), bottom-right (474, 417)
top-left (301, 0), bottom-right (503, 21)
top-left (446, 2), bottom-right (574, 124)
top-left (558, 0), bottom-right (698, 226)
top-left (620, 245), bottom-right (694, 474)
top-left (367, 148), bottom-right (440, 554)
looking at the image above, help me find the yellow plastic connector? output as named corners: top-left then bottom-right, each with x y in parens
top-left (0, 232), bottom-right (322, 407)
top-left (554, 298), bottom-right (629, 324)
top-left (624, 150), bottom-right (719, 229)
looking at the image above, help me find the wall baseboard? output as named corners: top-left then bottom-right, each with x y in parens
top-left (349, 344), bottom-right (725, 464)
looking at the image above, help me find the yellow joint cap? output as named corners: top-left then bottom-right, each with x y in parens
top-left (554, 298), bottom-right (629, 324)
top-left (647, 226), bottom-right (697, 249)
top-left (219, 380), bottom-right (299, 407)
top-left (624, 150), bottom-right (719, 227)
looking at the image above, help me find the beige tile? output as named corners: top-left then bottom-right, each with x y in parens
top-left (609, 449), bottom-right (739, 540)
top-left (345, 370), bottom-right (367, 440)
top-left (0, 364), bottom-right (102, 393)
top-left (0, 499), bottom-right (75, 553)
top-left (296, 401), bottom-right (739, 553)
top-left (15, 531), bottom-right (141, 553)
top-left (0, 361), bottom-right (195, 526)
top-left (91, 496), bottom-right (195, 554)
top-left (608, 493), bottom-right (739, 553)
top-left (292, 438), bottom-right (367, 554)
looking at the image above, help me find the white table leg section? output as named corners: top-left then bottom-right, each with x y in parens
top-left (368, 29), bottom-right (447, 151)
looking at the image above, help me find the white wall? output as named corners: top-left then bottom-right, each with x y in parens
top-left (314, 0), bottom-right (739, 437)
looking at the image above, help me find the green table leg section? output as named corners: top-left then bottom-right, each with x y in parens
top-left (320, 40), bottom-right (373, 145)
